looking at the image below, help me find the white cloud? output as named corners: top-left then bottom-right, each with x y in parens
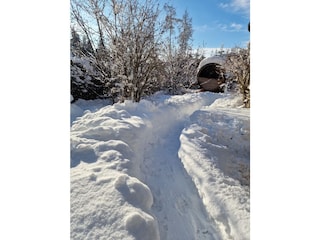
top-left (219, 3), bottom-right (229, 9)
top-left (218, 23), bottom-right (243, 32)
top-left (194, 24), bottom-right (215, 32)
top-left (219, 0), bottom-right (250, 16)
top-left (230, 23), bottom-right (243, 31)
top-left (232, 0), bottom-right (250, 11)
top-left (218, 24), bottom-right (228, 31)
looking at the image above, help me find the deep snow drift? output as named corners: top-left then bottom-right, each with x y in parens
top-left (70, 91), bottom-right (250, 240)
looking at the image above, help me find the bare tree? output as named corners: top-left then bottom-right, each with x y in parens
top-left (161, 8), bottom-right (195, 94)
top-left (70, 0), bottom-right (96, 54)
top-left (178, 10), bottom-right (192, 56)
top-left (70, 0), bottom-right (165, 102)
top-left (109, 0), bottom-right (163, 101)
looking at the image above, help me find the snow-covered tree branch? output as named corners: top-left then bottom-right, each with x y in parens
top-left (70, 0), bottom-right (203, 102)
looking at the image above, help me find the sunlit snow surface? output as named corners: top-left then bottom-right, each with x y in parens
top-left (70, 92), bottom-right (250, 240)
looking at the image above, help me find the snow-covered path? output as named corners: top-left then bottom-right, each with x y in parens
top-left (70, 92), bottom-right (250, 240)
top-left (142, 128), bottom-right (220, 240)
top-left (136, 95), bottom-right (223, 240)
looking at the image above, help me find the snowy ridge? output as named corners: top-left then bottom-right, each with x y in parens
top-left (179, 96), bottom-right (250, 240)
top-left (71, 100), bottom-right (160, 240)
top-left (71, 92), bottom-right (249, 240)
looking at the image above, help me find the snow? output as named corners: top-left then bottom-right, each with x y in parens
top-left (197, 56), bottom-right (226, 73)
top-left (179, 97), bottom-right (250, 239)
top-left (71, 91), bottom-right (250, 240)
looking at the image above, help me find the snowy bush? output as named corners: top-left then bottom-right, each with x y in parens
top-left (223, 44), bottom-right (250, 107)
top-left (70, 57), bottom-right (105, 101)
top-left (161, 54), bottom-right (202, 95)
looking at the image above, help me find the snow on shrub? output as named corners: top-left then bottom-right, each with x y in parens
top-left (71, 57), bottom-right (105, 101)
top-left (223, 45), bottom-right (250, 107)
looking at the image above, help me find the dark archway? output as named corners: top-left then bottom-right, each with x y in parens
top-left (196, 63), bottom-right (225, 92)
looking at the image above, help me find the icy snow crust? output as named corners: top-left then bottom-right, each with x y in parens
top-left (71, 92), bottom-right (250, 240)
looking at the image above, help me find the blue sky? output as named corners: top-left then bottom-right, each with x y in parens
top-left (162, 0), bottom-right (250, 49)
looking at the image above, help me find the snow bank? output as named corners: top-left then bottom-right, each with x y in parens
top-left (70, 98), bottom-right (112, 125)
top-left (71, 165), bottom-right (159, 240)
top-left (179, 94), bottom-right (250, 239)
top-left (125, 211), bottom-right (159, 240)
top-left (114, 174), bottom-right (153, 211)
top-left (71, 99), bottom-right (161, 240)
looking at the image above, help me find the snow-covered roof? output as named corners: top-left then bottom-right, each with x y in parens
top-left (197, 56), bottom-right (226, 74)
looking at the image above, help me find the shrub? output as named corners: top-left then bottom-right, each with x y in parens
top-left (223, 44), bottom-right (250, 108)
top-left (70, 57), bottom-right (105, 101)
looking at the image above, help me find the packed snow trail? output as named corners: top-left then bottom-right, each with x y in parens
top-left (70, 92), bottom-right (250, 240)
top-left (141, 126), bottom-right (221, 240)
top-left (134, 94), bottom-right (225, 240)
